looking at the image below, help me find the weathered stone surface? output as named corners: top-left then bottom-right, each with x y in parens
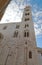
top-left (0, 6), bottom-right (42, 65)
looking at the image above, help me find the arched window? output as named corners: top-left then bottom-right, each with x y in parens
top-left (13, 31), bottom-right (18, 37)
top-left (24, 32), bottom-right (26, 37)
top-left (27, 32), bottom-right (29, 37)
top-left (29, 51), bottom-right (32, 59)
top-left (24, 30), bottom-right (29, 37)
top-left (25, 24), bottom-right (29, 28)
top-left (25, 13), bottom-right (30, 15)
top-left (25, 18), bottom-right (30, 21)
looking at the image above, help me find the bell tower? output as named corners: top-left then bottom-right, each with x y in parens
top-left (21, 6), bottom-right (39, 65)
top-left (22, 6), bottom-right (32, 22)
top-left (22, 6), bottom-right (37, 46)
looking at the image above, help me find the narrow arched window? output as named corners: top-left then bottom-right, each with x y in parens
top-left (27, 32), bottom-right (29, 37)
top-left (29, 51), bottom-right (32, 59)
top-left (13, 31), bottom-right (18, 37)
top-left (24, 31), bottom-right (29, 37)
top-left (25, 24), bottom-right (29, 28)
top-left (25, 13), bottom-right (30, 15)
top-left (25, 18), bottom-right (30, 21)
top-left (24, 32), bottom-right (26, 37)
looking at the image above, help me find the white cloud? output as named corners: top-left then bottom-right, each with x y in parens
top-left (35, 28), bottom-right (40, 35)
top-left (32, 11), bottom-right (42, 20)
top-left (34, 22), bottom-right (38, 28)
top-left (32, 4), bottom-right (42, 23)
top-left (34, 22), bottom-right (42, 36)
top-left (37, 20), bottom-right (42, 24)
top-left (0, 0), bottom-right (22, 23)
top-left (30, 9), bottom-right (42, 36)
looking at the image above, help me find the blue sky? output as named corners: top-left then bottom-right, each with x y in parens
top-left (0, 0), bottom-right (42, 48)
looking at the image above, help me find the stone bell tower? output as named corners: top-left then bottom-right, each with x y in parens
top-left (21, 6), bottom-right (39, 65)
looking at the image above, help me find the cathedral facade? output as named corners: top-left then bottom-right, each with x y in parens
top-left (0, 6), bottom-right (42, 65)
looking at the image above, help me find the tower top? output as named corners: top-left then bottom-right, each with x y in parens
top-left (24, 6), bottom-right (31, 10)
top-left (22, 6), bottom-right (32, 22)
top-left (25, 6), bottom-right (31, 8)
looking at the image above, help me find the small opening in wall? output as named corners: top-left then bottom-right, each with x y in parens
top-left (29, 51), bottom-right (32, 59)
top-left (25, 13), bottom-right (30, 15)
top-left (25, 18), bottom-right (30, 21)
top-left (25, 24), bottom-right (29, 28)
top-left (13, 31), bottom-right (18, 37)
top-left (24, 31), bottom-right (29, 37)
top-left (27, 32), bottom-right (29, 37)
top-left (24, 32), bottom-right (26, 37)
